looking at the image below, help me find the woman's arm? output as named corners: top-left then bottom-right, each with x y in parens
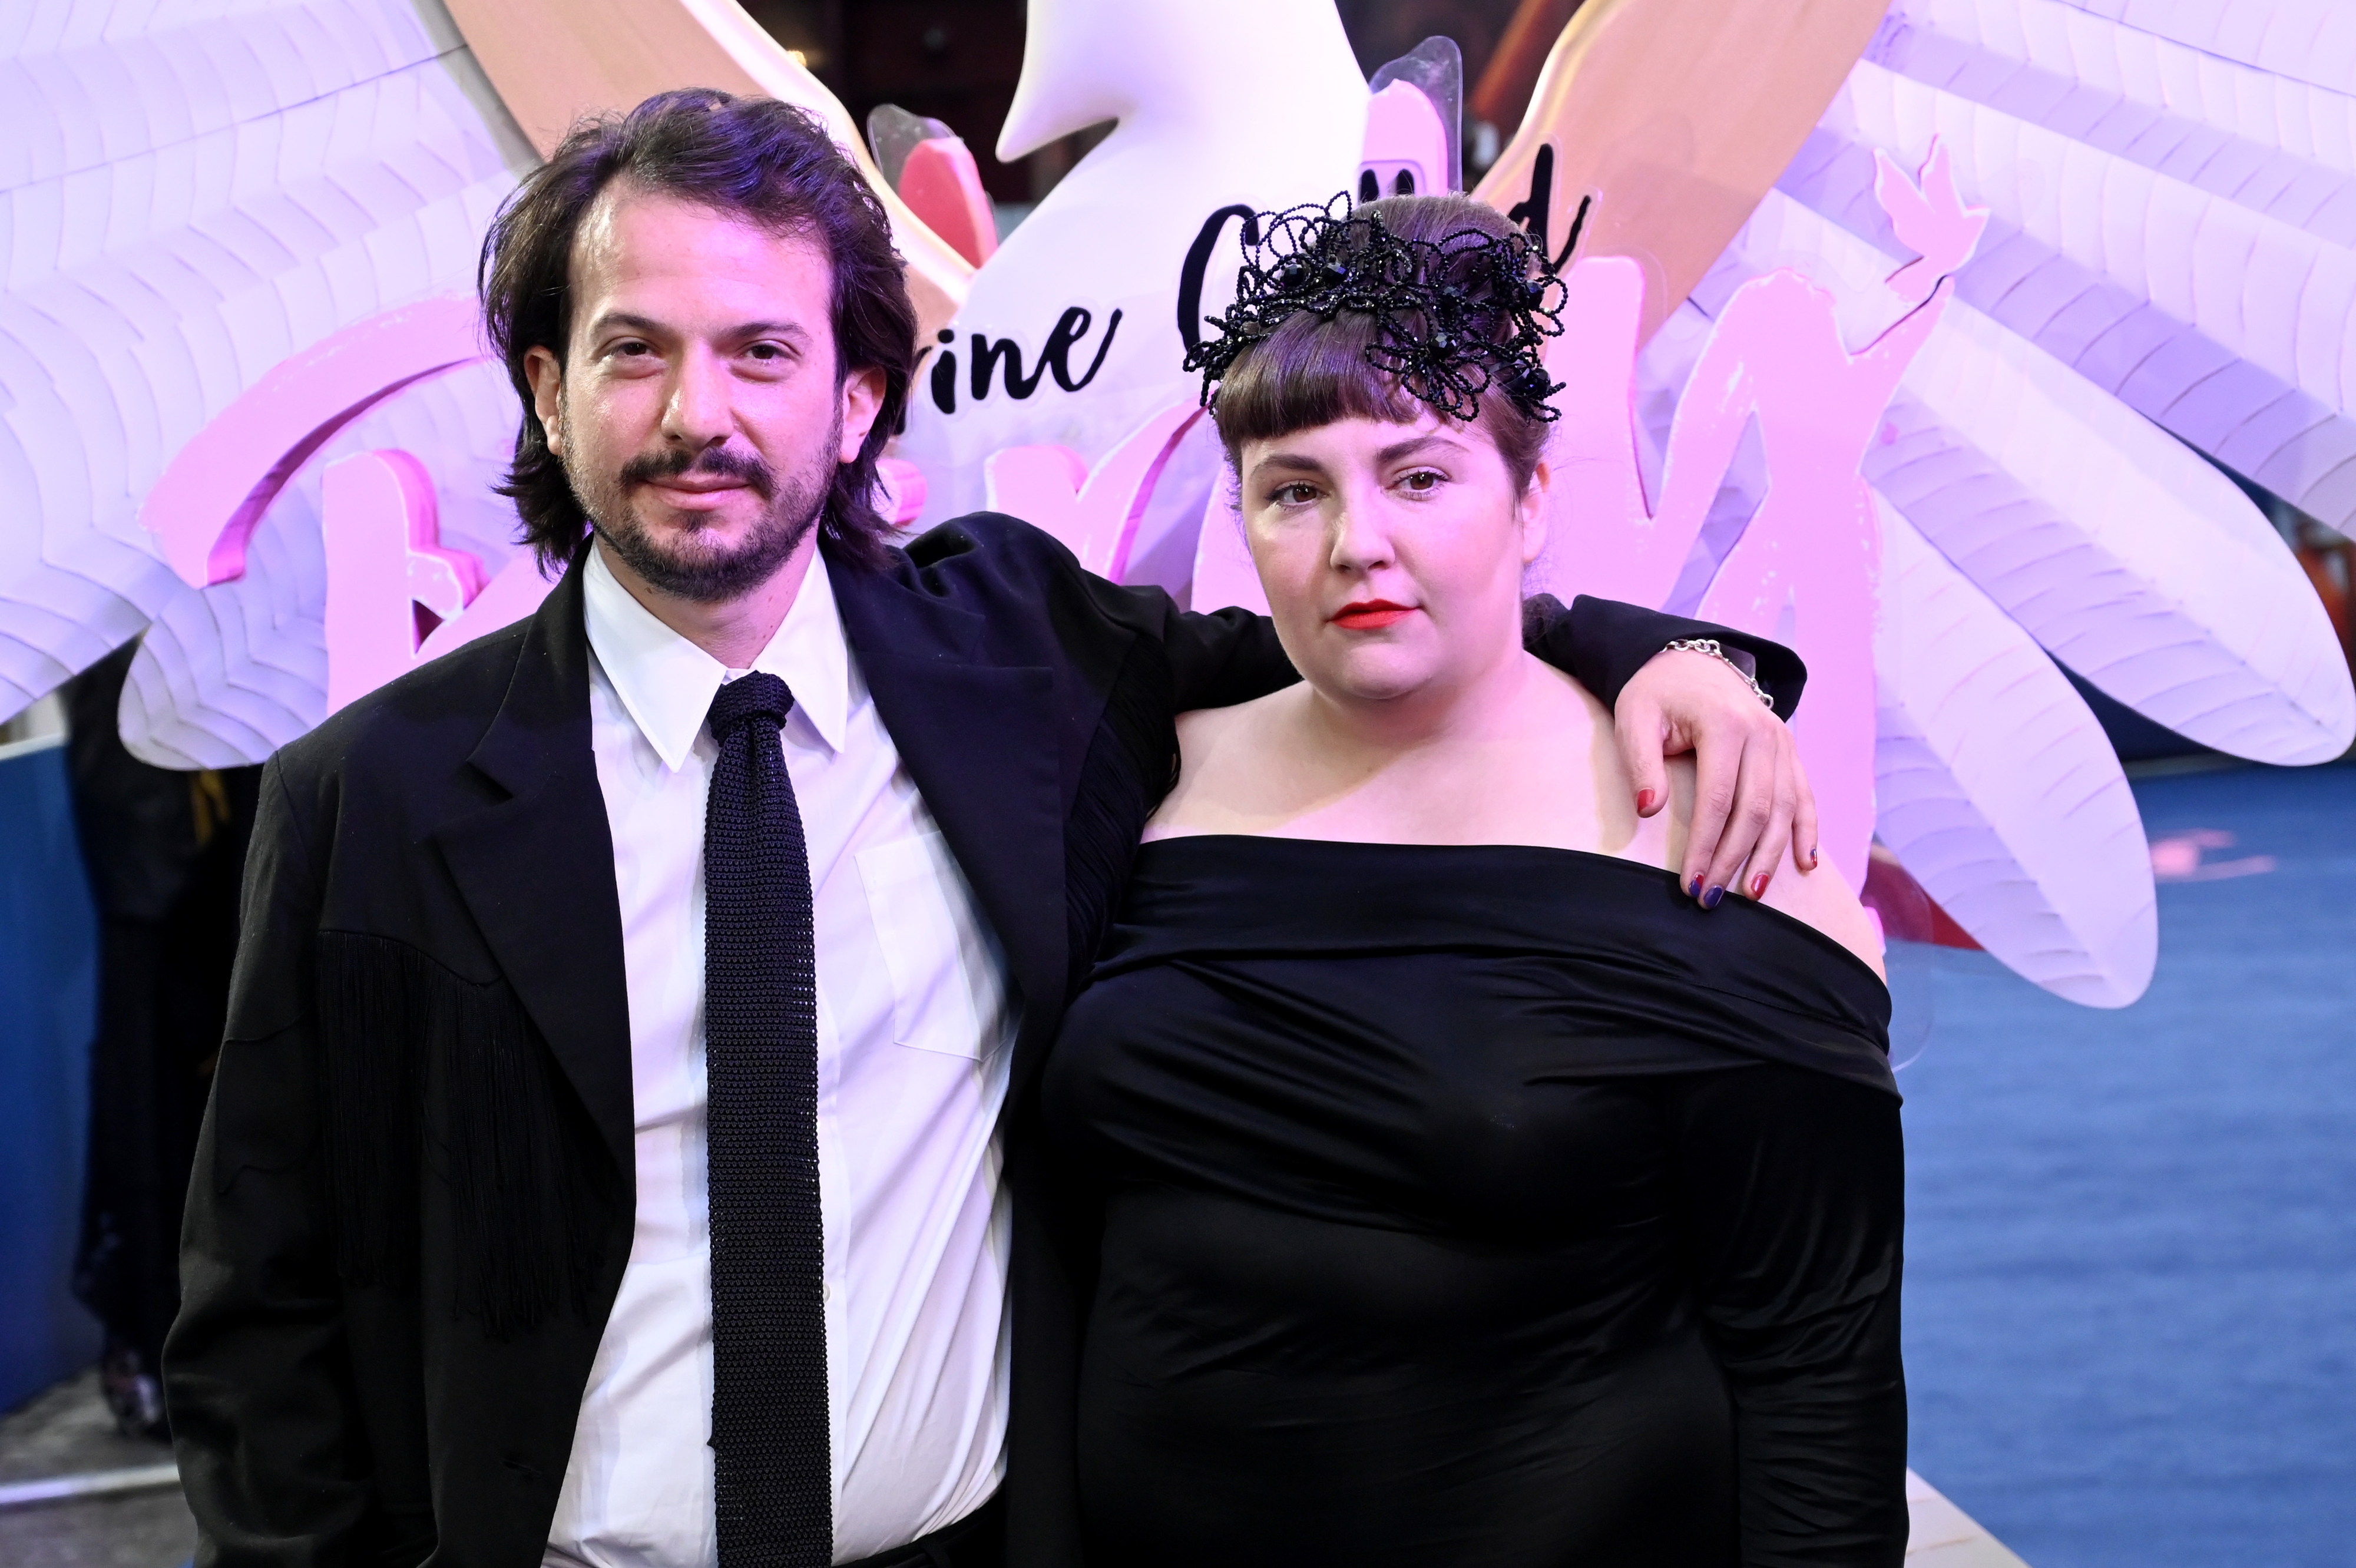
top-left (1668, 1066), bottom-right (1910, 1568)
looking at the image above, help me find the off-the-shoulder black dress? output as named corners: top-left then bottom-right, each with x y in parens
top-left (1041, 836), bottom-right (1907, 1567)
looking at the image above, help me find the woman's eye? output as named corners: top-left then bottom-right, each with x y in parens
top-left (1399, 468), bottom-right (1444, 494)
top-left (1270, 482), bottom-right (1319, 507)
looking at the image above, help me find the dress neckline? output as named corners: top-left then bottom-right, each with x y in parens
top-left (1131, 833), bottom-right (1887, 990)
top-left (1101, 833), bottom-right (1896, 1097)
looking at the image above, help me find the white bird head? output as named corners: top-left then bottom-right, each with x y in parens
top-left (1000, 0), bottom-right (1359, 156)
top-left (894, 0), bottom-right (1369, 530)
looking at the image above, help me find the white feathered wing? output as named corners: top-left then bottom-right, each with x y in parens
top-left (1657, 0), bottom-right (2356, 1003)
top-left (0, 0), bottom-right (534, 764)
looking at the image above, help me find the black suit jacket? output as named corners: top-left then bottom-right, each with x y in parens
top-left (167, 514), bottom-right (1802, 1568)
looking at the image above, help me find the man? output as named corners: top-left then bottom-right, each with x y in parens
top-left (167, 91), bottom-right (1821, 1568)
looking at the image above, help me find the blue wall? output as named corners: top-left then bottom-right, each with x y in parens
top-left (0, 737), bottom-right (100, 1411)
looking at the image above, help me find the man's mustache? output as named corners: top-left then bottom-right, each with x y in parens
top-left (617, 445), bottom-right (777, 501)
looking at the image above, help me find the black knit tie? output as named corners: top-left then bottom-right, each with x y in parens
top-left (703, 671), bottom-right (829, 1567)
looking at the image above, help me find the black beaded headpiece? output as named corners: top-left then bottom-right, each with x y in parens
top-left (1183, 193), bottom-right (1568, 424)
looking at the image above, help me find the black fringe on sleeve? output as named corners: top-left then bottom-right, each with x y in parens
top-left (317, 931), bottom-right (610, 1338)
top-left (317, 932), bottom-right (424, 1294)
top-left (1063, 634), bottom-right (1180, 998)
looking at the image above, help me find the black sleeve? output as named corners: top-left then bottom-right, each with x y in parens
top-left (1127, 583), bottom-right (1807, 719)
top-left (1155, 600), bottom-right (1302, 713)
top-left (1665, 1066), bottom-right (1908, 1567)
top-left (1537, 594), bottom-right (1807, 722)
top-left (164, 759), bottom-right (374, 1566)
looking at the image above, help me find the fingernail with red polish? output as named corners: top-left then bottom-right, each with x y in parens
top-left (1809, 845), bottom-right (1821, 867)
top-left (1751, 873), bottom-right (1769, 899)
top-left (1637, 788), bottom-right (1657, 813)
top-left (1701, 884), bottom-right (1726, 909)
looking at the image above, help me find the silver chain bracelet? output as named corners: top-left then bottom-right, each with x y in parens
top-left (1663, 637), bottom-right (1775, 709)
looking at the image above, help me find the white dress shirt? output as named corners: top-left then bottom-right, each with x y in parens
top-left (543, 548), bottom-right (1014, 1568)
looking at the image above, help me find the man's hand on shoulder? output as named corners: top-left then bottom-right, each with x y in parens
top-left (1614, 646), bottom-right (1820, 908)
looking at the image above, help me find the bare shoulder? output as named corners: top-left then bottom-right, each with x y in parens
top-left (1523, 653), bottom-right (1610, 733)
top-left (1641, 755), bottom-right (1884, 977)
top-left (1755, 847), bottom-right (1886, 978)
top-left (1150, 690), bottom-right (1294, 840)
top-left (1171, 694), bottom-right (1262, 752)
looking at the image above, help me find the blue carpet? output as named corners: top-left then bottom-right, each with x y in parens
top-left (1898, 760), bottom-right (2356, 1567)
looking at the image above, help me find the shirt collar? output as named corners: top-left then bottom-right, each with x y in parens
top-left (581, 544), bottom-right (851, 773)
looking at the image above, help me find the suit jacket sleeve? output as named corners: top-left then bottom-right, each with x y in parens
top-left (166, 757), bottom-right (373, 1566)
top-left (1107, 584), bottom-right (1808, 720)
top-left (1545, 595), bottom-right (1806, 722)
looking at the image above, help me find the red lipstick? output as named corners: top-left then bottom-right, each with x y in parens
top-left (1330, 598), bottom-right (1414, 630)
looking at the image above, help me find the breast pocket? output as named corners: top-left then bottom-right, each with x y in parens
top-left (855, 831), bottom-right (1003, 1060)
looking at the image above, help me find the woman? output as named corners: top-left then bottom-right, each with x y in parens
top-left (1041, 194), bottom-right (1906, 1566)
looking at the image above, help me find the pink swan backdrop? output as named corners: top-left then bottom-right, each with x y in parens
top-left (5, 0), bottom-right (2353, 1016)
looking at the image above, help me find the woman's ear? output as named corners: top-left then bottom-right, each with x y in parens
top-left (1517, 458), bottom-right (1552, 565)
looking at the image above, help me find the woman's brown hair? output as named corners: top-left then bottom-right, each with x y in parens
top-left (1206, 194), bottom-right (1553, 492)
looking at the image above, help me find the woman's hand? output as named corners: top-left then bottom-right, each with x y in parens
top-left (1613, 647), bottom-right (1820, 907)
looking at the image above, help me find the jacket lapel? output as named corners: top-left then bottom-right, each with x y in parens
top-left (432, 561), bottom-right (637, 1174)
top-left (426, 543), bottom-right (1070, 1174)
top-left (831, 558), bottom-right (1066, 1056)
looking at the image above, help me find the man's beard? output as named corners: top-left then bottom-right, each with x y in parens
top-left (565, 398), bottom-right (841, 605)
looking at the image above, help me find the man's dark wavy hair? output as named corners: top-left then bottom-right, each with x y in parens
top-left (479, 89), bottom-right (916, 572)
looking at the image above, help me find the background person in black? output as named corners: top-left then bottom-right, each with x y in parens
top-left (62, 642), bottom-right (260, 1440)
top-left (1043, 195), bottom-right (1907, 1566)
top-left (163, 95), bottom-right (1823, 1568)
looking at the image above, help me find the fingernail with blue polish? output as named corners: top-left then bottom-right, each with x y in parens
top-left (1701, 884), bottom-right (1725, 909)
top-left (1687, 877), bottom-right (1703, 898)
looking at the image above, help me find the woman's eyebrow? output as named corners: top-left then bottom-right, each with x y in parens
top-left (1373, 434), bottom-right (1463, 464)
top-left (1249, 451), bottom-right (1328, 479)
